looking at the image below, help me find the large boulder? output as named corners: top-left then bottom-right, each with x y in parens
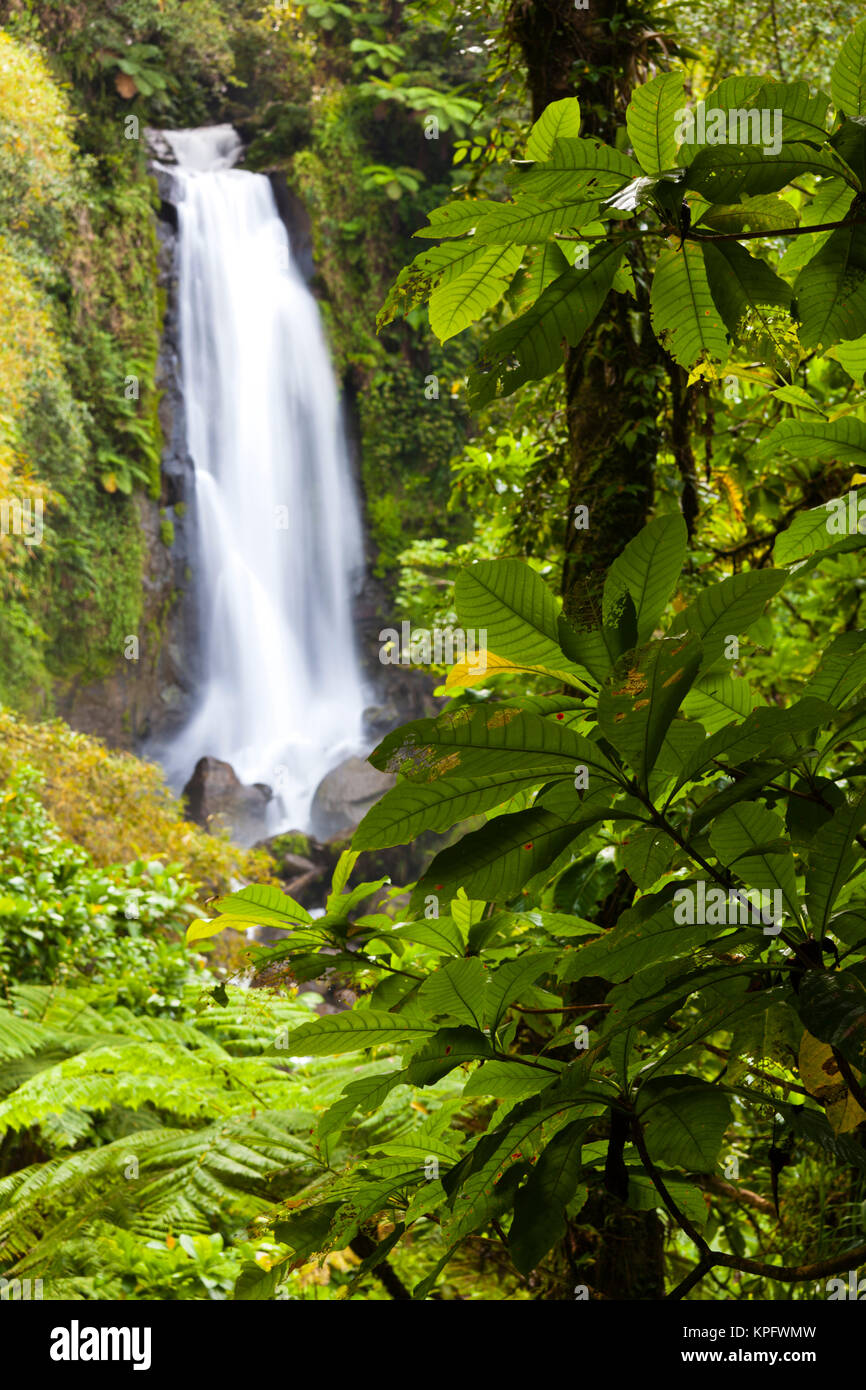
top-left (182, 756), bottom-right (271, 844)
top-left (309, 756), bottom-right (395, 840)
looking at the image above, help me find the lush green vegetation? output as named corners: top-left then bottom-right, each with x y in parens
top-left (4, 0), bottom-right (866, 1306)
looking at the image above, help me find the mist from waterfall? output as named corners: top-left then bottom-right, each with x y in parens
top-left (156, 125), bottom-right (367, 834)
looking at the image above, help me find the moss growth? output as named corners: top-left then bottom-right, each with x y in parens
top-left (0, 707), bottom-right (274, 895)
top-left (268, 831), bottom-right (313, 860)
top-left (160, 514), bottom-right (175, 548)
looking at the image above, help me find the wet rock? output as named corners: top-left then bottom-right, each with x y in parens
top-left (182, 756), bottom-right (272, 842)
top-left (309, 755), bottom-right (396, 840)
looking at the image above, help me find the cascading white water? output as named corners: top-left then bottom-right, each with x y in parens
top-left (157, 125), bottom-right (367, 833)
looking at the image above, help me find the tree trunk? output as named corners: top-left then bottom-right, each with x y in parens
top-left (505, 0), bottom-right (670, 1298)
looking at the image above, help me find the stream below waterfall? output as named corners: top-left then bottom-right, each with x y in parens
top-left (153, 125), bottom-right (368, 839)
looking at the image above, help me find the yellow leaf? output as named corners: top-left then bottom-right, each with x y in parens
top-left (445, 648), bottom-right (587, 690)
top-left (799, 1030), bottom-right (866, 1134)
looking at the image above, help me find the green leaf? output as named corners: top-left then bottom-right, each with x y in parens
top-left (462, 1059), bottom-right (562, 1098)
top-left (285, 1010), bottom-right (435, 1056)
top-left (354, 770), bottom-right (566, 848)
top-left (525, 97), bottom-right (581, 161)
top-left (417, 959), bottom-right (487, 1027)
top-left (708, 802), bottom-right (800, 925)
top-left (604, 514), bottom-right (688, 643)
top-left (683, 673), bottom-right (757, 734)
top-left (805, 787), bottom-right (866, 933)
top-left (391, 917), bottom-right (465, 956)
top-left (803, 632), bottom-right (866, 709)
top-left (366, 705), bottom-right (613, 788)
top-left (412, 809), bottom-right (579, 909)
top-left (675, 697), bottom-right (834, 791)
top-left (509, 1119), bottom-right (589, 1274)
top-left (484, 950), bottom-right (560, 1031)
top-left (637, 1076), bottom-right (731, 1172)
top-left (679, 569), bottom-right (786, 668)
top-left (796, 971), bottom-right (866, 1073)
top-left (795, 223), bottom-right (866, 351)
top-left (511, 137), bottom-right (637, 200)
top-left (317, 1070), bottom-right (408, 1144)
top-left (650, 244), bottom-right (729, 369)
top-left (685, 142), bottom-right (858, 203)
top-left (699, 194), bottom-right (798, 236)
top-left (626, 72), bottom-right (686, 175)
top-left (702, 240), bottom-right (793, 363)
top-left (429, 243), bottom-right (524, 341)
top-left (831, 20), bottom-right (866, 117)
top-left (207, 884), bottom-right (312, 928)
top-left (453, 558), bottom-right (583, 678)
top-left (774, 488), bottom-right (866, 566)
top-left (597, 635), bottom-right (703, 790)
top-left (405, 1027), bottom-right (494, 1086)
top-left (758, 417), bottom-right (866, 467)
top-left (621, 827), bottom-right (676, 890)
top-left (469, 242), bottom-right (624, 404)
top-left (559, 883), bottom-right (723, 985)
top-left (412, 199), bottom-right (502, 240)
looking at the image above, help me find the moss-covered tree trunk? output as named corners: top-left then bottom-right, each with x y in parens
top-left (506, 0), bottom-right (666, 605)
top-left (505, 0), bottom-right (669, 1299)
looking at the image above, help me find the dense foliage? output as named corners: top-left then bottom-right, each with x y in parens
top-left (5, 0), bottom-right (866, 1305)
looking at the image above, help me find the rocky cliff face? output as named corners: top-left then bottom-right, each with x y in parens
top-left (53, 158), bottom-right (198, 751)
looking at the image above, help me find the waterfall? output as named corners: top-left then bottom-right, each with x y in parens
top-left (156, 125), bottom-right (367, 835)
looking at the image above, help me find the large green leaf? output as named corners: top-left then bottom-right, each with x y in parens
top-left (367, 705), bottom-right (616, 786)
top-left (510, 137), bottom-right (638, 199)
top-left (412, 808), bottom-right (579, 909)
top-left (637, 1076), bottom-right (731, 1172)
top-left (604, 514), bottom-right (688, 642)
top-left (682, 673), bottom-right (757, 733)
top-left (626, 72), bottom-right (685, 175)
top-left (708, 802), bottom-right (800, 925)
top-left (675, 697), bottom-right (834, 790)
top-left (509, 1119), bottom-right (589, 1274)
top-left (285, 1010), bottom-right (435, 1056)
top-left (355, 769), bottom-right (564, 848)
top-left (559, 883), bottom-right (726, 984)
top-left (758, 417), bottom-right (866, 467)
top-left (405, 1027), bottom-right (494, 1086)
top-left (803, 632), bottom-right (866, 709)
top-left (831, 19), bottom-right (866, 117)
top-left (795, 222), bottom-right (866, 350)
top-left (621, 827), bottom-right (676, 890)
top-left (679, 569), bottom-right (786, 668)
top-left (483, 950), bottom-right (560, 1032)
top-left (453, 558), bottom-right (583, 678)
top-left (469, 241), bottom-right (624, 404)
top-left (702, 239), bottom-right (793, 363)
top-left (471, 197), bottom-right (602, 246)
top-left (597, 635), bottom-right (703, 790)
top-left (774, 488), bottom-right (866, 566)
top-left (417, 959), bottom-right (486, 1027)
top-left (685, 141), bottom-right (857, 203)
top-left (428, 243), bottom-right (524, 341)
top-left (650, 244), bottom-right (728, 369)
top-left (195, 885), bottom-right (312, 939)
top-left (805, 787), bottom-right (866, 933)
top-left (525, 96), bottom-right (581, 161)
top-left (778, 177), bottom-right (854, 275)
